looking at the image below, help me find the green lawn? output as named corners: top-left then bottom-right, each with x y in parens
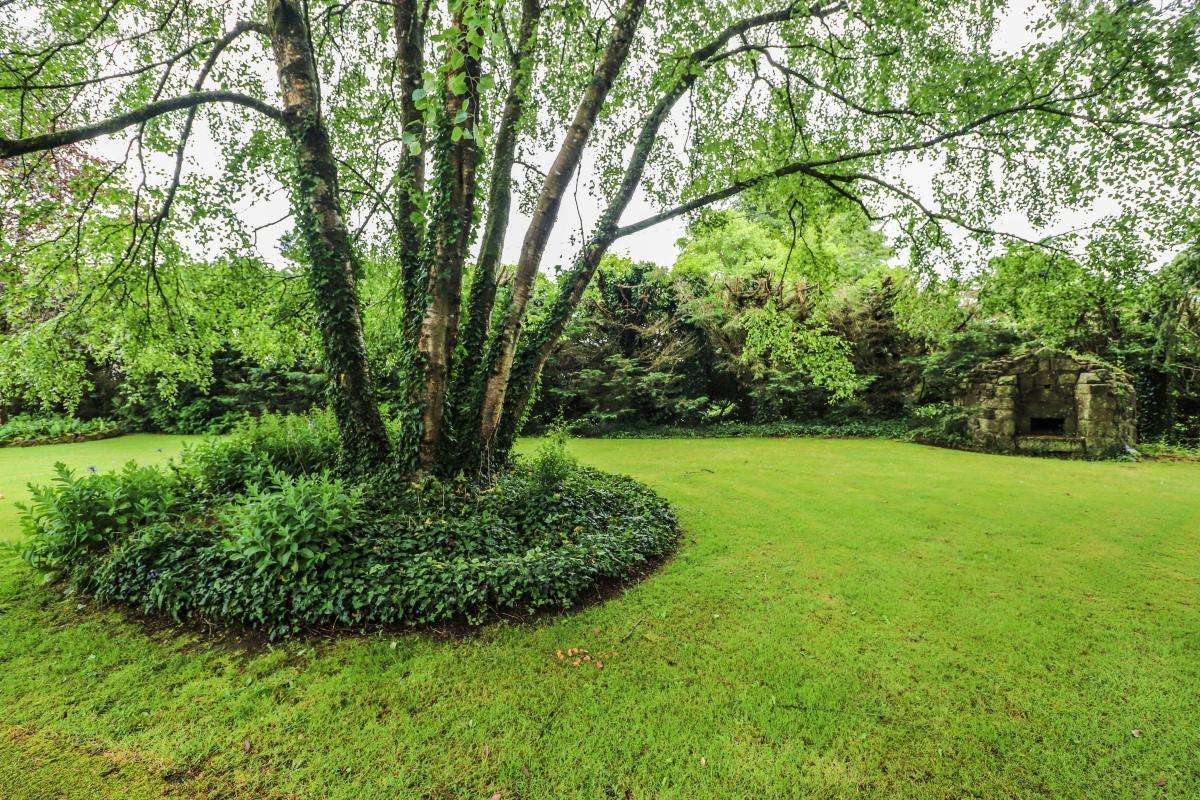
top-left (1, 436), bottom-right (1198, 799)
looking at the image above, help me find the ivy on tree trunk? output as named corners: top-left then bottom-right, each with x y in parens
top-left (266, 0), bottom-right (389, 471)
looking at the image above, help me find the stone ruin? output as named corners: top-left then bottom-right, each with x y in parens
top-left (957, 348), bottom-right (1137, 458)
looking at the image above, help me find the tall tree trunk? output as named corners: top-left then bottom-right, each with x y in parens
top-left (445, 0), bottom-right (541, 473)
top-left (390, 0), bottom-right (429, 471)
top-left (266, 0), bottom-right (389, 470)
top-left (477, 0), bottom-right (646, 450)
top-left (416, 2), bottom-right (484, 468)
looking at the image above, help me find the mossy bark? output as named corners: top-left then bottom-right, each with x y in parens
top-left (444, 0), bottom-right (541, 474)
top-left (388, 0), bottom-right (430, 472)
top-left (477, 0), bottom-right (646, 450)
top-left (267, 0), bottom-right (389, 470)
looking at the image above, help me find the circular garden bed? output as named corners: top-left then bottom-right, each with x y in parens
top-left (20, 413), bottom-right (679, 638)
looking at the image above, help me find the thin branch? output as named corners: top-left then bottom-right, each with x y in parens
top-left (0, 91), bottom-right (284, 159)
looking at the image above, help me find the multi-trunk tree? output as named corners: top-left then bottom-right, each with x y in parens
top-left (1, 0), bottom-right (1197, 474)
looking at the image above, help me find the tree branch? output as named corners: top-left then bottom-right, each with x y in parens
top-left (0, 91), bottom-right (283, 159)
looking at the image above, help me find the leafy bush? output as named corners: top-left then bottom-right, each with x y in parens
top-left (1135, 438), bottom-right (1200, 460)
top-left (529, 422), bottom-right (576, 489)
top-left (589, 418), bottom-right (914, 440)
top-left (176, 410), bottom-right (341, 498)
top-left (112, 348), bottom-right (327, 435)
top-left (0, 414), bottom-right (121, 447)
top-left (94, 469), bottom-right (367, 633)
top-left (220, 469), bottom-right (364, 580)
top-left (21, 462), bottom-right (185, 586)
top-left (904, 403), bottom-right (973, 447)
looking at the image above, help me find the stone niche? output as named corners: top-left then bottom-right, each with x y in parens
top-left (957, 348), bottom-right (1137, 457)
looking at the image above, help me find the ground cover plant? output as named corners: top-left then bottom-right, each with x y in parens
top-left (17, 415), bottom-right (678, 638)
top-left (1, 435), bottom-right (1198, 798)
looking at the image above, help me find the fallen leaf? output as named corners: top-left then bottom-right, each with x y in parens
top-left (1132, 729), bottom-right (1142, 738)
top-left (242, 740), bottom-right (252, 753)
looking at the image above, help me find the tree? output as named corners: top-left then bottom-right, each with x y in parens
top-left (2, 0), bottom-right (1197, 474)
top-left (536, 255), bottom-right (719, 429)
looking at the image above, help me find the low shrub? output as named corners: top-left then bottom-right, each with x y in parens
top-left (0, 414), bottom-right (122, 447)
top-left (529, 422), bottom-right (576, 489)
top-left (903, 403), bottom-right (973, 447)
top-left (175, 410), bottom-right (341, 498)
top-left (23, 414), bottom-right (680, 638)
top-left (587, 417), bottom-right (915, 440)
top-left (21, 462), bottom-right (185, 586)
top-left (1136, 438), bottom-right (1200, 460)
top-left (219, 469), bottom-right (364, 580)
top-left (95, 469), bottom-right (369, 633)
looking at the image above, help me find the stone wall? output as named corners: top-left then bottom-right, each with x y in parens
top-left (958, 348), bottom-right (1136, 458)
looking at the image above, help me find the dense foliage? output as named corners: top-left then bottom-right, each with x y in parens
top-left (20, 414), bottom-right (680, 637)
top-left (0, 413), bottom-right (121, 447)
top-left (527, 209), bottom-right (1200, 448)
top-left (8, 207), bottom-right (1198, 451)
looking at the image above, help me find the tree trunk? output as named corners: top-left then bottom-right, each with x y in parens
top-left (477, 0), bottom-right (646, 449)
top-left (416, 4), bottom-right (484, 469)
top-left (266, 0), bottom-right (389, 470)
top-left (445, 0), bottom-right (541, 473)
top-left (390, 0), bottom-right (429, 472)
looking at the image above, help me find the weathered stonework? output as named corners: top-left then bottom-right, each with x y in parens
top-left (957, 348), bottom-right (1136, 458)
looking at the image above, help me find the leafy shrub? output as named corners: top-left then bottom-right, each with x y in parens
top-left (0, 414), bottom-right (121, 447)
top-left (112, 348), bottom-right (327, 435)
top-left (592, 418), bottom-right (914, 440)
top-left (95, 469), bottom-right (367, 633)
top-left (529, 422), bottom-right (576, 489)
top-left (176, 410), bottom-right (341, 498)
top-left (904, 403), bottom-right (973, 447)
top-left (220, 469), bottom-right (364, 579)
top-left (1135, 438), bottom-right (1200, 460)
top-left (21, 462), bottom-right (185, 585)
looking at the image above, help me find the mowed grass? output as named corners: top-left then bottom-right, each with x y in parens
top-left (1, 436), bottom-right (1198, 799)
